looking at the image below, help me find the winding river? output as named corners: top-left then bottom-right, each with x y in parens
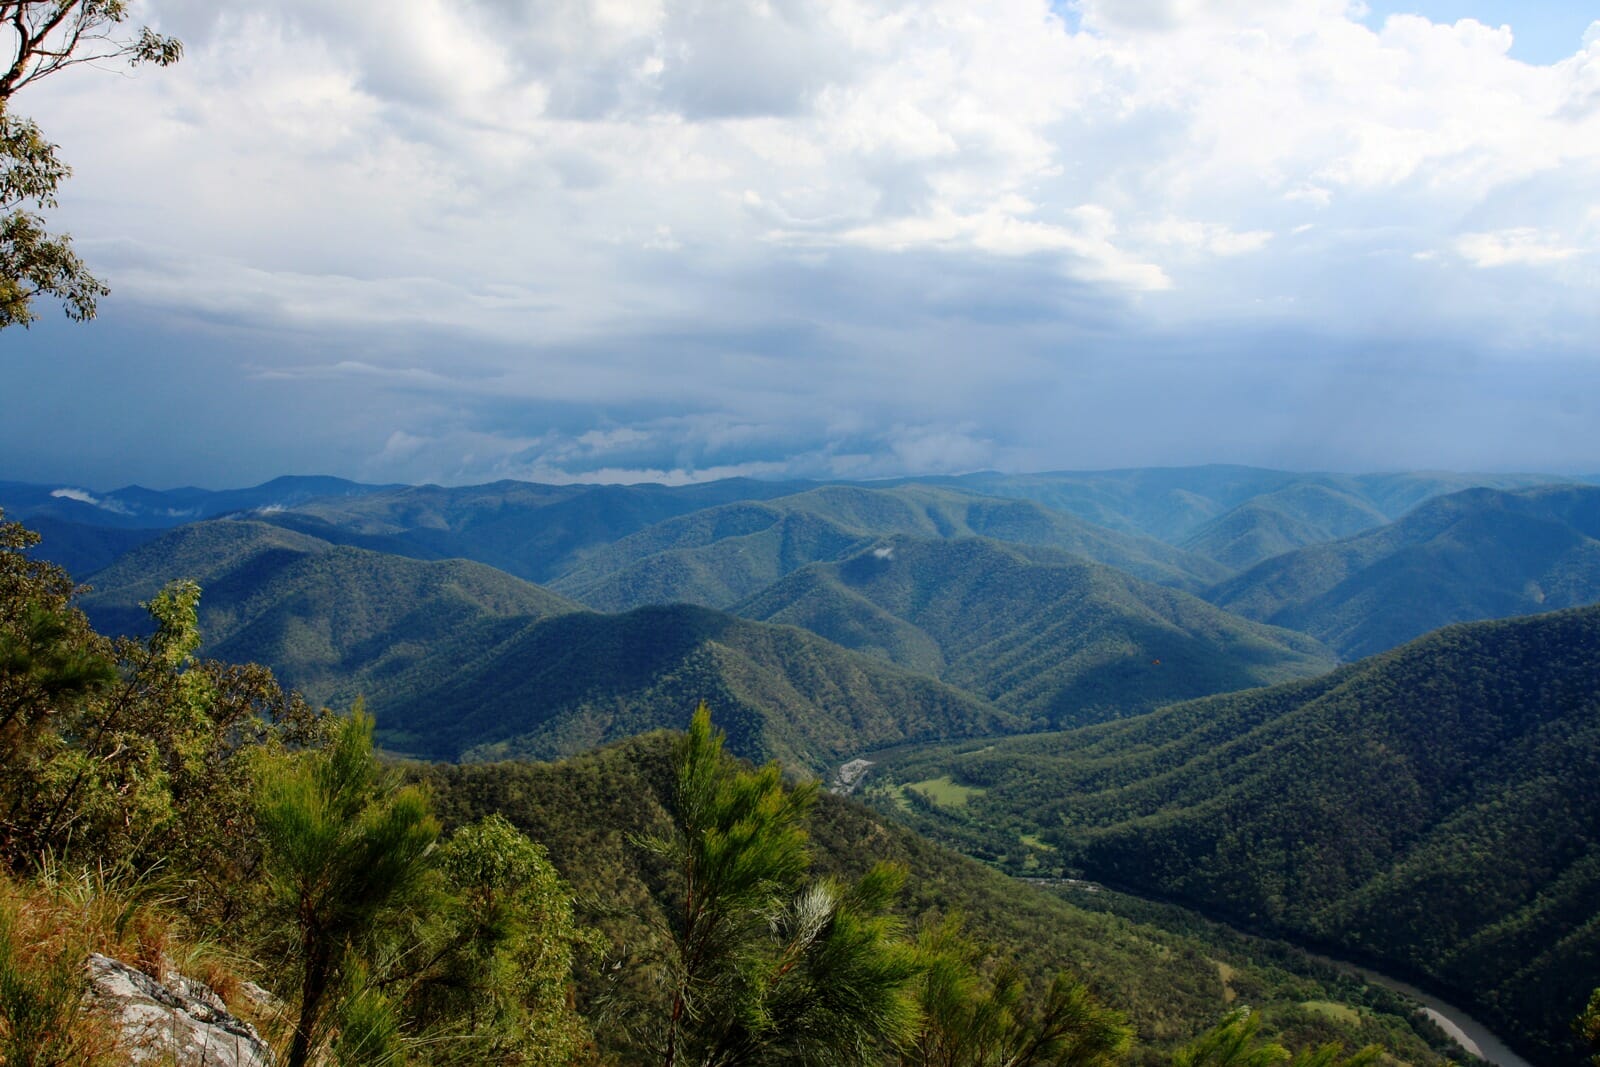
top-left (1303, 953), bottom-right (1533, 1067)
top-left (837, 758), bottom-right (1536, 1067)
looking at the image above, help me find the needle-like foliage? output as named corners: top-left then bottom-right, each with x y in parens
top-left (624, 702), bottom-right (920, 1067)
top-left (255, 708), bottom-right (439, 1067)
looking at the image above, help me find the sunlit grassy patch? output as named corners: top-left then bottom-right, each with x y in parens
top-left (906, 776), bottom-right (986, 808)
top-left (1300, 1000), bottom-right (1362, 1026)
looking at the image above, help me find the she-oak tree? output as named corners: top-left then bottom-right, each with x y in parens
top-left (1, 1), bottom-right (180, 328)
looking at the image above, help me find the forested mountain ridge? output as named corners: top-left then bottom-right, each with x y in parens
top-left (0, 474), bottom-right (390, 528)
top-left (1178, 484), bottom-right (1390, 570)
top-left (352, 602), bottom-right (1021, 771)
top-left (78, 519), bottom-right (581, 702)
top-left (549, 483), bottom-right (1230, 610)
top-left (420, 733), bottom-right (1456, 1066)
top-left (10, 467), bottom-right (1582, 592)
top-left (68, 518), bottom-right (1018, 772)
top-left (1, 503), bottom-right (1463, 1066)
top-left (735, 536), bottom-right (1335, 727)
top-left (934, 467), bottom-right (1575, 545)
top-left (276, 476), bottom-right (815, 582)
top-left (1207, 484), bottom-right (1600, 657)
top-left (864, 604), bottom-right (1600, 1065)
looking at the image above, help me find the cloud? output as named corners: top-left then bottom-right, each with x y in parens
top-left (1455, 228), bottom-right (1584, 268)
top-left (50, 488), bottom-right (132, 514)
top-left (3, 1), bottom-right (1600, 487)
top-left (50, 487), bottom-right (100, 505)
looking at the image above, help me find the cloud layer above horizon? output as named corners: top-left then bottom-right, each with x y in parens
top-left (4, 0), bottom-right (1598, 488)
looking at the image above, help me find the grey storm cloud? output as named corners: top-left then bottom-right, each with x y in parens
top-left (1, 0), bottom-right (1597, 488)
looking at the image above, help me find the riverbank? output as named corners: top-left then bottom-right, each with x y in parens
top-left (1032, 877), bottom-right (1536, 1067)
top-left (1304, 953), bottom-right (1533, 1067)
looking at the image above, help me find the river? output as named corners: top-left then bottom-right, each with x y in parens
top-left (1024, 873), bottom-right (1535, 1067)
top-left (1304, 952), bottom-right (1534, 1067)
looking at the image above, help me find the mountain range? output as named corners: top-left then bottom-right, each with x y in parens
top-left (863, 605), bottom-right (1600, 1064)
top-left (9, 465), bottom-right (1600, 1064)
top-left (736, 535), bottom-right (1333, 726)
top-left (1208, 484), bottom-right (1600, 657)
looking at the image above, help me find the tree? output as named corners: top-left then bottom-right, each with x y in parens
top-left (1172, 1009), bottom-right (1378, 1067)
top-left (255, 708), bottom-right (439, 1067)
top-left (0, 515), bottom-right (325, 892)
top-left (905, 916), bottom-right (1130, 1067)
top-left (2, 1), bottom-right (181, 327)
top-left (1578, 988), bottom-right (1600, 1067)
top-left (618, 702), bottom-right (920, 1066)
top-left (404, 813), bottom-right (595, 1064)
top-left (1172, 1009), bottom-right (1288, 1067)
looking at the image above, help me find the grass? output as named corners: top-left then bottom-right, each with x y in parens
top-left (1299, 1001), bottom-right (1362, 1026)
top-left (906, 776), bottom-right (987, 808)
top-left (0, 863), bottom-right (270, 1065)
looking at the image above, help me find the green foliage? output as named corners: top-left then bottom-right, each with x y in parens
top-left (551, 484), bottom-right (1227, 612)
top-left (1172, 1008), bottom-right (1377, 1067)
top-left (418, 733), bottom-right (1445, 1067)
top-left (1, 515), bottom-right (596, 1063)
top-left (1, 1), bottom-right (181, 327)
top-left (1578, 989), bottom-right (1600, 1067)
top-left (329, 964), bottom-right (407, 1067)
top-left (0, 513), bottom-right (116, 790)
top-left (736, 536), bottom-right (1334, 728)
top-left (0, 512), bottom-right (327, 899)
top-left (868, 605), bottom-right (1600, 1064)
top-left (618, 704), bottom-right (920, 1065)
top-left (257, 721), bottom-right (594, 1066)
top-left (905, 916), bottom-right (1131, 1067)
top-left (255, 708), bottom-right (440, 1067)
top-left (1171, 1009), bottom-right (1288, 1067)
top-left (408, 813), bottom-right (594, 1064)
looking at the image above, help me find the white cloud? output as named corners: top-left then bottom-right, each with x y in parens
top-left (23, 0), bottom-right (1597, 333)
top-left (49, 488), bottom-right (132, 514)
top-left (50, 487), bottom-right (100, 504)
top-left (1455, 229), bottom-right (1584, 268)
top-left (9, 0), bottom-right (1600, 485)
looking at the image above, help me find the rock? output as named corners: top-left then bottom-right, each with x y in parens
top-left (830, 757), bottom-right (875, 794)
top-left (84, 953), bottom-right (274, 1066)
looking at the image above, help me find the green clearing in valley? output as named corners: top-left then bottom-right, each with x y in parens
top-left (907, 776), bottom-right (986, 808)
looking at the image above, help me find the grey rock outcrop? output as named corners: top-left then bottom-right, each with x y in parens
top-left (84, 953), bottom-right (274, 1066)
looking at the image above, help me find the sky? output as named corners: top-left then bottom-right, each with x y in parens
top-left (2, 0), bottom-right (1598, 489)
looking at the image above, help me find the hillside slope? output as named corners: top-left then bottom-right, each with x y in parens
top-left (551, 484), bottom-right (1229, 610)
top-left (940, 467), bottom-right (1569, 544)
top-left (868, 606), bottom-right (1600, 1064)
top-left (75, 519), bottom-right (1019, 774)
top-left (79, 519), bottom-right (580, 700)
top-left (0, 475), bottom-right (389, 529)
top-left (281, 477), bottom-right (812, 581)
top-left (1179, 484), bottom-right (1389, 570)
top-left (419, 735), bottom-right (1452, 1066)
top-left (356, 603), bottom-right (1020, 771)
top-left (1208, 485), bottom-right (1600, 656)
top-left (736, 537), bottom-right (1335, 727)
